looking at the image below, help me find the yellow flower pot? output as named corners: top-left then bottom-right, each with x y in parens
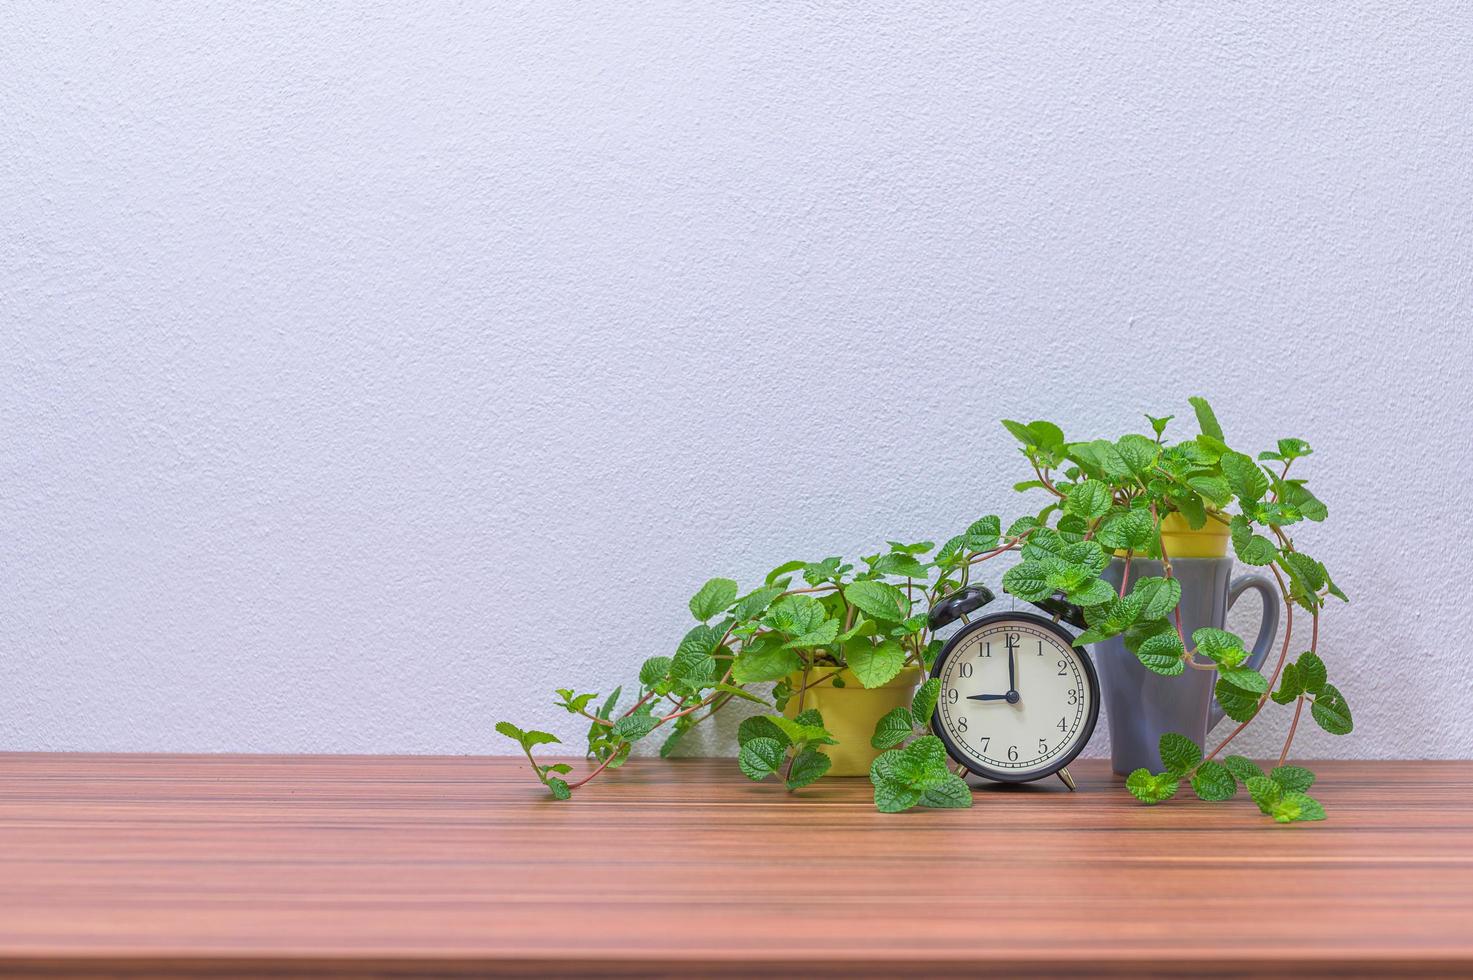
top-left (1113, 512), bottom-right (1232, 559)
top-left (782, 665), bottom-right (923, 776)
top-left (1159, 512), bottom-right (1230, 558)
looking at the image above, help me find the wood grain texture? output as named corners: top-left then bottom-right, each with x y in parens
top-left (0, 755), bottom-right (1470, 978)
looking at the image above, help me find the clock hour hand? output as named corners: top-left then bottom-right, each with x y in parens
top-left (967, 693), bottom-right (1010, 702)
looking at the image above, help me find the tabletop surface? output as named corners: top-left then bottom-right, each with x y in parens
top-left (0, 754), bottom-right (1469, 977)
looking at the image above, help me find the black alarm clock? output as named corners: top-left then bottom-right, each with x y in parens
top-left (926, 586), bottom-right (1100, 790)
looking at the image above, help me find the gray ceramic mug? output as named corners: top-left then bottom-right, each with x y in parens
top-left (1094, 558), bottom-right (1279, 775)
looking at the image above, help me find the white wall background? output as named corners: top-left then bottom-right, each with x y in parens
top-left (4, 2), bottom-right (1471, 760)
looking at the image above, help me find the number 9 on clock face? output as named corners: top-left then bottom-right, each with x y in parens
top-left (931, 612), bottom-right (1100, 782)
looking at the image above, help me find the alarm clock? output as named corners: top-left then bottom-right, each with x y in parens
top-left (926, 586), bottom-right (1100, 790)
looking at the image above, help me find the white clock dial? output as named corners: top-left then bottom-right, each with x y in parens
top-left (934, 618), bottom-right (1094, 778)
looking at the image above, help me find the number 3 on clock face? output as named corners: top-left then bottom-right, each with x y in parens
top-left (931, 612), bottom-right (1100, 783)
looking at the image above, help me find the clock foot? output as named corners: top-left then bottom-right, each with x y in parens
top-left (1057, 767), bottom-right (1076, 792)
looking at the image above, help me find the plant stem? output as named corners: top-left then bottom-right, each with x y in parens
top-left (1204, 563), bottom-right (1295, 763)
top-left (1278, 696), bottom-right (1305, 768)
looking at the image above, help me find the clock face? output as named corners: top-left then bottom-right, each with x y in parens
top-left (932, 614), bottom-right (1099, 781)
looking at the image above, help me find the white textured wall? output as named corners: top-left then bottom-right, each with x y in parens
top-left (3, 2), bottom-right (1471, 760)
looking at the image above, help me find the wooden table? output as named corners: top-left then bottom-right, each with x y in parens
top-left (0, 755), bottom-right (1469, 977)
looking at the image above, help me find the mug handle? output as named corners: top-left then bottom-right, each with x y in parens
top-left (1208, 574), bottom-right (1282, 728)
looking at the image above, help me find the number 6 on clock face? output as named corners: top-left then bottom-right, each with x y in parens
top-left (930, 612), bottom-right (1100, 783)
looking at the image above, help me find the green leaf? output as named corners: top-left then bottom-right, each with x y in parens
top-left (738, 737), bottom-right (785, 780)
top-left (765, 595), bottom-right (828, 635)
top-left (611, 714), bottom-right (660, 742)
top-left (547, 777), bottom-right (572, 800)
top-left (1277, 480), bottom-right (1328, 522)
top-left (1067, 577), bottom-right (1117, 607)
top-left (872, 777), bottom-right (923, 813)
top-left (781, 618), bottom-right (840, 649)
top-left (836, 618), bottom-right (878, 644)
top-left (1021, 526), bottom-right (1066, 561)
top-left (497, 721), bottom-right (561, 751)
top-left (1296, 651), bottom-right (1328, 694)
top-left (768, 714), bottom-right (835, 745)
top-left (713, 682), bottom-right (771, 706)
top-left (918, 774), bottom-right (974, 809)
top-left (1001, 561), bottom-right (1052, 602)
top-left (1061, 540), bottom-right (1109, 575)
top-left (1065, 480), bottom-right (1112, 520)
top-left (870, 738), bottom-right (954, 813)
top-left (1270, 765), bottom-right (1316, 792)
top-left (785, 746), bottom-right (831, 790)
top-left (639, 657), bottom-right (672, 687)
top-left (801, 557), bottom-right (849, 585)
top-left (731, 644), bottom-right (801, 684)
top-left (1187, 475), bottom-right (1232, 506)
top-left (1132, 577), bottom-right (1182, 621)
top-left (689, 578), bottom-right (738, 621)
top-left (1146, 414), bottom-right (1174, 437)
top-left (1188, 396), bottom-right (1224, 441)
top-left (1218, 666), bottom-right (1269, 695)
top-left (911, 678), bottom-right (941, 727)
top-left (1174, 492), bottom-right (1207, 529)
top-left (1135, 627), bottom-right (1186, 675)
top-left (672, 625), bottom-right (720, 689)
top-left (737, 715), bottom-right (789, 748)
top-left (871, 706), bottom-right (916, 749)
top-left (1097, 508), bottom-right (1154, 551)
top-left (793, 707), bottom-right (824, 728)
top-left (732, 585), bottom-right (786, 622)
top-left (1271, 663), bottom-right (1303, 705)
top-left (1275, 438), bottom-right (1313, 460)
top-left (1159, 733), bottom-right (1202, 775)
top-left (1192, 627), bottom-right (1247, 667)
top-left (934, 535), bottom-right (967, 567)
top-left (847, 639), bottom-right (907, 689)
top-left (1223, 755), bottom-right (1265, 785)
top-left (1006, 515), bottom-right (1040, 538)
top-left (1191, 761), bottom-right (1237, 801)
top-left (1115, 434), bottom-right (1159, 477)
top-left (1246, 776), bottom-right (1282, 814)
top-left (1076, 588), bottom-right (1150, 645)
top-left (1125, 769), bottom-right (1180, 805)
top-left (1311, 684), bottom-right (1353, 735)
top-left (765, 560), bottom-right (807, 585)
top-left (876, 735), bottom-right (952, 791)
top-left (1214, 678), bottom-right (1260, 723)
top-left (964, 515), bottom-right (1002, 551)
top-left (1271, 791), bottom-right (1327, 823)
top-left (1229, 515), bottom-right (1278, 566)
top-left (1220, 451), bottom-right (1269, 504)
top-left (1002, 418), bottom-right (1037, 446)
top-left (843, 581), bottom-right (909, 622)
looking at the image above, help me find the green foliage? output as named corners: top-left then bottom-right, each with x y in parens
top-left (1191, 761), bottom-right (1237, 801)
top-left (1311, 684), bottom-right (1353, 735)
top-left (870, 736), bottom-right (969, 813)
top-left (689, 578), bottom-right (738, 621)
top-left (1159, 733), bottom-right (1202, 775)
top-left (499, 397), bottom-right (1346, 822)
top-left (1126, 769), bottom-right (1180, 804)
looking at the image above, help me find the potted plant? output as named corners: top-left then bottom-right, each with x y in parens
top-left (991, 397), bottom-right (1352, 821)
top-left (497, 524), bottom-right (1015, 810)
top-left (500, 397), bottom-right (1352, 823)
